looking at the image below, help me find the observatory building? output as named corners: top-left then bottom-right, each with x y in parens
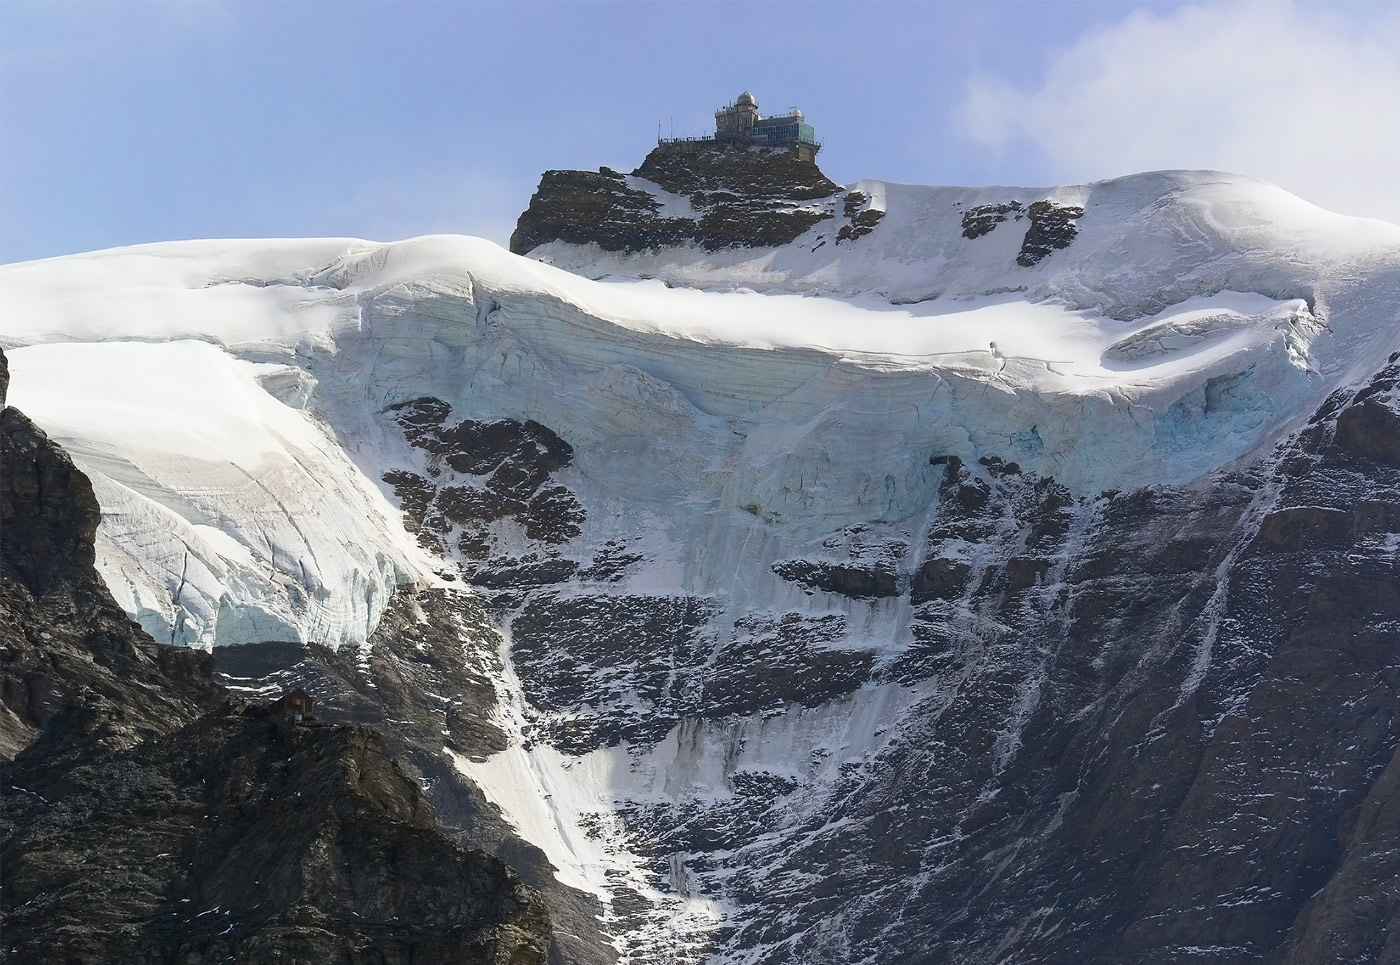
top-left (659, 91), bottom-right (821, 162)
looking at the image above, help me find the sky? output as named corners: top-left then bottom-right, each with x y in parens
top-left (2, 0), bottom-right (1397, 264)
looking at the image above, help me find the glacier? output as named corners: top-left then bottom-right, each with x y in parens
top-left (3, 174), bottom-right (1396, 651)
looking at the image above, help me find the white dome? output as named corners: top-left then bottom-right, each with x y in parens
top-left (737, 91), bottom-right (757, 107)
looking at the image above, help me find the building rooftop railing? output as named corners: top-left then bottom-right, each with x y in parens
top-left (656, 133), bottom-right (822, 155)
top-left (660, 134), bottom-right (820, 146)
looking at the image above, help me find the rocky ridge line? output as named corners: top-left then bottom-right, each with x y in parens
top-left (510, 143), bottom-right (841, 255)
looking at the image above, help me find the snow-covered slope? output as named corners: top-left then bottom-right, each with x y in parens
top-left (2, 169), bottom-right (1398, 959)
top-left (534, 170), bottom-right (1398, 310)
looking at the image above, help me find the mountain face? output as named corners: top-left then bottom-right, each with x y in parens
top-left (2, 147), bottom-right (1399, 963)
top-left (0, 349), bottom-right (552, 964)
top-left (510, 144), bottom-right (841, 256)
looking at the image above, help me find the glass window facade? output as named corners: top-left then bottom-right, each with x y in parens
top-left (751, 118), bottom-right (818, 147)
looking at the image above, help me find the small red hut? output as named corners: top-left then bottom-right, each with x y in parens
top-left (270, 687), bottom-right (314, 722)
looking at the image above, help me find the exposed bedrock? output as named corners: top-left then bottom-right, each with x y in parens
top-left (0, 355), bottom-right (553, 965)
top-left (772, 558), bottom-right (900, 599)
top-left (685, 355), bottom-right (1400, 962)
top-left (212, 585), bottom-right (613, 965)
top-left (958, 198), bottom-right (1086, 266)
top-left (381, 396), bottom-right (587, 586)
top-left (397, 354), bottom-right (1399, 963)
top-left (510, 144), bottom-right (840, 255)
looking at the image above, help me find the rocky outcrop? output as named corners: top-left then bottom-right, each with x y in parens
top-left (507, 167), bottom-right (694, 258)
top-left (910, 556), bottom-right (972, 604)
top-left (510, 145), bottom-right (840, 255)
top-left (382, 397), bottom-right (587, 598)
top-left (510, 592), bottom-right (715, 753)
top-left (1, 393), bottom-right (104, 599)
top-left (212, 587), bottom-right (614, 965)
top-left (0, 355), bottom-right (552, 965)
top-left (1017, 198), bottom-right (1086, 266)
top-left (3, 709), bottom-right (550, 965)
top-left (959, 197), bottom-right (1086, 266)
top-left (772, 558), bottom-right (899, 599)
top-left (633, 145), bottom-right (838, 202)
top-left (961, 200), bottom-right (1024, 239)
top-left (1334, 378), bottom-right (1400, 466)
top-left (835, 190), bottom-right (886, 243)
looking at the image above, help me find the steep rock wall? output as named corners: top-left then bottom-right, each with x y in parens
top-left (0, 354), bottom-right (553, 965)
top-left (510, 145), bottom-right (840, 255)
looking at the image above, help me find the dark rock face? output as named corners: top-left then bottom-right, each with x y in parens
top-left (1254, 504), bottom-right (1355, 551)
top-left (1334, 381), bottom-right (1400, 466)
top-left (508, 167), bottom-right (694, 257)
top-left (961, 200), bottom-right (1024, 239)
top-left (1003, 554), bottom-right (1052, 589)
top-left (910, 556), bottom-right (972, 604)
top-left (510, 592), bottom-right (715, 753)
top-left (0, 366), bottom-right (553, 965)
top-left (705, 611), bottom-right (873, 719)
top-left (1017, 198), bottom-right (1087, 267)
top-left (709, 353), bottom-right (1400, 962)
top-left (212, 586), bottom-right (613, 965)
top-left (1, 402), bottom-right (103, 597)
top-left (510, 145), bottom-right (840, 255)
top-left (4, 711), bottom-right (549, 965)
top-left (835, 190), bottom-right (886, 243)
top-left (634, 145), bottom-right (838, 203)
top-left (772, 558), bottom-right (899, 599)
top-left (383, 397), bottom-right (586, 573)
top-left (959, 198), bottom-right (1086, 266)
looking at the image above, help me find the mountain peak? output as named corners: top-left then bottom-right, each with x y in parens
top-left (510, 142), bottom-right (841, 256)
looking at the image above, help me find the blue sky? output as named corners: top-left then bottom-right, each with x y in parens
top-left (3, 0), bottom-right (1397, 264)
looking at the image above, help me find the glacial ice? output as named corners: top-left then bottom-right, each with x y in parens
top-left (2, 340), bottom-right (428, 650)
top-left (2, 174), bottom-right (1397, 644)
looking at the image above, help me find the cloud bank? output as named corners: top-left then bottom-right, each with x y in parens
top-left (959, 1), bottom-right (1400, 225)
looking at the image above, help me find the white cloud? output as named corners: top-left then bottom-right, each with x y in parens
top-left (958, 1), bottom-right (1400, 224)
